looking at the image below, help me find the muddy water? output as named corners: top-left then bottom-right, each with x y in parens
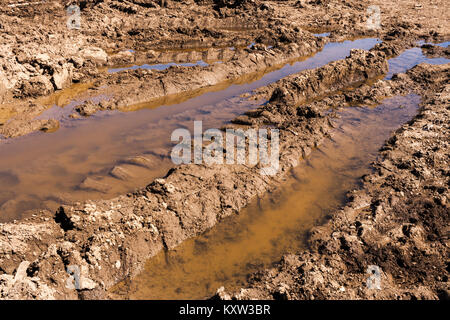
top-left (0, 82), bottom-right (93, 125)
top-left (111, 94), bottom-right (420, 300)
top-left (386, 46), bottom-right (450, 79)
top-left (0, 38), bottom-right (380, 221)
top-left (313, 33), bottom-right (331, 37)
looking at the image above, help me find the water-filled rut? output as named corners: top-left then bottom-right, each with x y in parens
top-left (111, 94), bottom-right (421, 299)
top-left (0, 34), bottom-right (447, 300)
top-left (0, 38), bottom-right (380, 221)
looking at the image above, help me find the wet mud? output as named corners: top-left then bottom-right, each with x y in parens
top-left (0, 38), bottom-right (378, 222)
top-left (0, 0), bottom-right (448, 300)
top-left (111, 95), bottom-right (421, 300)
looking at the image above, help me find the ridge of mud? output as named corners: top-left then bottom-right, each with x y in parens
top-left (0, 47), bottom-right (390, 299)
top-left (216, 63), bottom-right (450, 300)
top-left (72, 36), bottom-right (325, 115)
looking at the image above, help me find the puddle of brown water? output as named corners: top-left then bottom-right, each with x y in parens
top-left (385, 46), bottom-right (450, 79)
top-left (0, 39), bottom-right (379, 221)
top-left (0, 82), bottom-right (92, 125)
top-left (110, 94), bottom-right (420, 300)
top-left (116, 38), bottom-right (380, 113)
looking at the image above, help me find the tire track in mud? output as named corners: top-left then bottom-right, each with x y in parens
top-left (219, 68), bottom-right (449, 300)
top-left (0, 38), bottom-right (380, 222)
top-left (112, 94), bottom-right (421, 300)
top-left (0, 46), bottom-right (392, 299)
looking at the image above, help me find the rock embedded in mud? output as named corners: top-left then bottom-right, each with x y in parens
top-left (69, 56), bottom-right (84, 68)
top-left (0, 73), bottom-right (8, 103)
top-left (0, 272), bottom-right (56, 300)
top-left (0, 0), bottom-right (448, 301)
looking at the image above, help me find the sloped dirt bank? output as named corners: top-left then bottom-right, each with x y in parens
top-left (0, 48), bottom-right (390, 299)
top-left (216, 63), bottom-right (450, 300)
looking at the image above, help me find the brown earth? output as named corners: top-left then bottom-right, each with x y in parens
top-left (0, 0), bottom-right (449, 300)
top-left (421, 44), bottom-right (450, 59)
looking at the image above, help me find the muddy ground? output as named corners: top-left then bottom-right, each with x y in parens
top-left (217, 63), bottom-right (450, 300)
top-left (0, 0), bottom-right (448, 299)
top-left (1, 0), bottom-right (448, 137)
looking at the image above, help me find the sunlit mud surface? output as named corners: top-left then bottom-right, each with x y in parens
top-left (111, 95), bottom-right (420, 300)
top-left (0, 82), bottom-right (93, 125)
top-left (0, 39), bottom-right (379, 221)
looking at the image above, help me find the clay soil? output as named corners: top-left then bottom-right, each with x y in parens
top-left (0, 0), bottom-right (448, 300)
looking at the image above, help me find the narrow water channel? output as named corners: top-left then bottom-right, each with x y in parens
top-left (111, 94), bottom-right (421, 299)
top-left (111, 43), bottom-right (448, 299)
top-left (386, 46), bottom-right (449, 79)
top-left (0, 38), bottom-right (380, 221)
